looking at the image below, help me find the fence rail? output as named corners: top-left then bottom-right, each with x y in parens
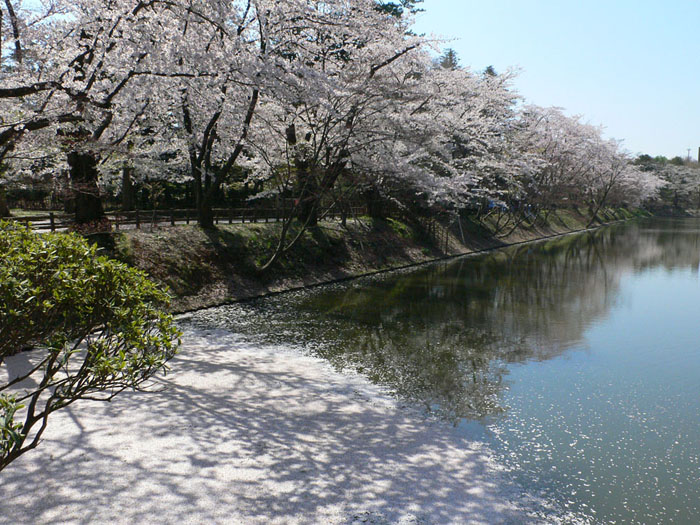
top-left (6, 206), bottom-right (368, 232)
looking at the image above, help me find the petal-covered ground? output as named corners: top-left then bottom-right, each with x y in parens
top-left (1, 329), bottom-right (530, 524)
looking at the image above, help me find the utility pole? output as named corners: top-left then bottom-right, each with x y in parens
top-left (687, 148), bottom-right (692, 162)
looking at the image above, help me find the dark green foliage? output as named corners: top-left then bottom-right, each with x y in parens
top-left (670, 156), bottom-right (686, 166)
top-left (633, 154), bottom-right (658, 171)
top-left (0, 221), bottom-right (180, 471)
top-left (376, 0), bottom-right (423, 17)
top-left (439, 49), bottom-right (460, 70)
top-left (483, 65), bottom-right (497, 77)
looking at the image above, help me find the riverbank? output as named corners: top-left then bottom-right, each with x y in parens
top-left (104, 207), bottom-right (648, 313)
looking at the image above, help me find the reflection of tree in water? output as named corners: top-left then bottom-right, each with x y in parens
top-left (627, 220), bottom-right (700, 273)
top-left (190, 219), bottom-right (700, 422)
top-left (287, 234), bottom-right (618, 421)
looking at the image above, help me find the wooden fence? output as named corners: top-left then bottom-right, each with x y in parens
top-left (7, 206), bottom-right (368, 232)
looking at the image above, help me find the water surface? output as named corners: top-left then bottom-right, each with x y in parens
top-left (186, 218), bottom-right (700, 523)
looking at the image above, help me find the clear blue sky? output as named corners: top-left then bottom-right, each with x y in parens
top-left (412, 0), bottom-right (700, 159)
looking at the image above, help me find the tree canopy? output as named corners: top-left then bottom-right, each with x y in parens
top-left (0, 0), bottom-right (664, 256)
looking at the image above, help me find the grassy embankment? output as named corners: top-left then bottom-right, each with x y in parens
top-left (103, 207), bottom-right (649, 313)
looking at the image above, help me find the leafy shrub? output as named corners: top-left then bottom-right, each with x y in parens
top-left (0, 221), bottom-right (180, 471)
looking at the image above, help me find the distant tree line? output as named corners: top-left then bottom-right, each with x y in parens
top-left (633, 154), bottom-right (700, 214)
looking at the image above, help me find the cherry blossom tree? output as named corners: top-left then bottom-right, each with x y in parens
top-left (642, 162), bottom-right (700, 213)
top-left (127, 0), bottom-right (422, 228)
top-left (173, 0), bottom-right (438, 263)
top-left (1, 0), bottom-right (660, 243)
top-left (1, 1), bottom-right (154, 221)
top-left (0, 0), bottom-right (237, 222)
top-left (245, 26), bottom-right (540, 267)
top-left (515, 105), bottom-right (662, 224)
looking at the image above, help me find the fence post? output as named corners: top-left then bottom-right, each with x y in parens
top-left (49, 212), bottom-right (55, 232)
top-left (229, 208), bottom-right (233, 224)
top-left (135, 209), bottom-right (140, 229)
top-left (170, 209), bottom-right (175, 226)
top-left (186, 209), bottom-right (190, 224)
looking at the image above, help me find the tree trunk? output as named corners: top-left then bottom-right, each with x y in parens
top-left (60, 170), bottom-right (74, 213)
top-left (67, 151), bottom-right (104, 223)
top-left (3, 0), bottom-right (23, 64)
top-left (364, 185), bottom-right (385, 219)
top-left (121, 166), bottom-right (135, 211)
top-left (296, 162), bottom-right (318, 227)
top-left (198, 201), bottom-right (214, 228)
top-left (192, 171), bottom-right (215, 228)
top-left (286, 124), bottom-right (318, 227)
top-left (298, 186), bottom-right (319, 227)
top-left (0, 186), bottom-right (10, 217)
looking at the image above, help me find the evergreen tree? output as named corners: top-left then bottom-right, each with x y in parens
top-left (376, 0), bottom-right (424, 17)
top-left (439, 48), bottom-right (460, 70)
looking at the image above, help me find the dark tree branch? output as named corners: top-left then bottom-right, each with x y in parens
top-left (369, 43), bottom-right (419, 79)
top-left (3, 0), bottom-right (22, 63)
top-left (0, 82), bottom-right (61, 99)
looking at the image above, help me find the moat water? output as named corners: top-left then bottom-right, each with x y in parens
top-left (185, 218), bottom-right (700, 523)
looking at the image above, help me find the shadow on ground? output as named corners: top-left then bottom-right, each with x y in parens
top-left (0, 329), bottom-right (530, 525)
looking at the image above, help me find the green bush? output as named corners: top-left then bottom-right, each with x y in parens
top-left (0, 221), bottom-right (180, 471)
